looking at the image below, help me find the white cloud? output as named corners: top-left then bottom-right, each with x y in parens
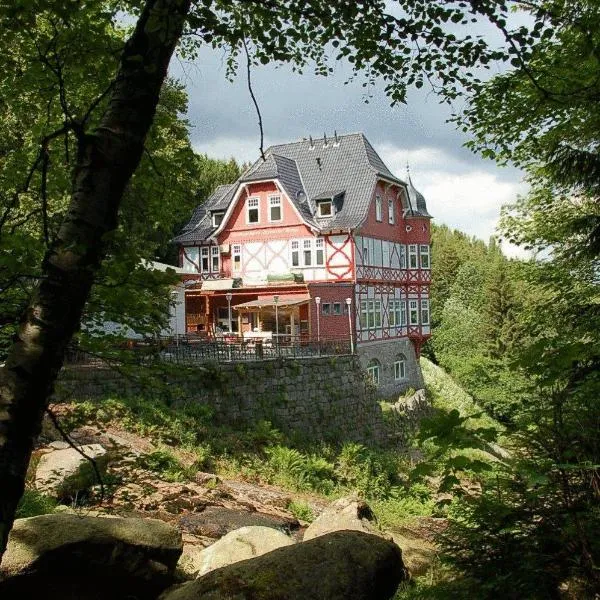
top-left (379, 144), bottom-right (531, 256)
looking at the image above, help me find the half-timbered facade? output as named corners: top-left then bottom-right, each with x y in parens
top-left (173, 133), bottom-right (431, 394)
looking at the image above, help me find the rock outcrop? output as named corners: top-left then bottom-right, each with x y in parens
top-left (178, 525), bottom-right (294, 578)
top-left (34, 443), bottom-right (107, 499)
top-left (0, 513), bottom-right (183, 599)
top-left (160, 530), bottom-right (407, 600)
top-left (303, 494), bottom-right (386, 541)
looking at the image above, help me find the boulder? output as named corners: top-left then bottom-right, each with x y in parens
top-left (0, 513), bottom-right (183, 599)
top-left (34, 443), bottom-right (107, 499)
top-left (160, 530), bottom-right (407, 600)
top-left (182, 526), bottom-right (294, 578)
top-left (303, 495), bottom-right (385, 541)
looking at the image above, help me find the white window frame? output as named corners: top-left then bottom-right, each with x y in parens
top-left (317, 201), bottom-right (332, 217)
top-left (211, 246), bottom-right (220, 272)
top-left (268, 195), bottom-right (282, 222)
top-left (290, 240), bottom-right (300, 268)
top-left (421, 299), bottom-right (430, 325)
top-left (375, 195), bottom-right (383, 222)
top-left (389, 299), bottom-right (402, 327)
top-left (315, 238), bottom-right (325, 266)
top-left (200, 246), bottom-right (210, 272)
top-left (394, 358), bottom-right (406, 380)
top-left (409, 299), bottom-right (419, 325)
top-left (290, 238), bottom-right (325, 268)
top-left (419, 244), bottom-right (430, 269)
top-left (408, 244), bottom-right (418, 269)
top-left (388, 198), bottom-right (394, 224)
top-left (400, 245), bottom-right (407, 269)
top-left (212, 212), bottom-right (224, 227)
top-left (401, 300), bottom-right (407, 326)
top-left (367, 363), bottom-right (380, 385)
top-left (232, 244), bottom-right (242, 273)
top-left (246, 197), bottom-right (260, 224)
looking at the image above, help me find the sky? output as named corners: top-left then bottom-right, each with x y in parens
top-left (170, 36), bottom-right (529, 257)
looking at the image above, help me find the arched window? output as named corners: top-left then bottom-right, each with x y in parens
top-left (367, 358), bottom-right (381, 385)
top-left (394, 354), bottom-right (407, 380)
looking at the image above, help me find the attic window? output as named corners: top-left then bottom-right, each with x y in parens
top-left (212, 212), bottom-right (224, 227)
top-left (317, 201), bottom-right (332, 217)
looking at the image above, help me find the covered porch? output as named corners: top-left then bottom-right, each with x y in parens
top-left (184, 280), bottom-right (311, 344)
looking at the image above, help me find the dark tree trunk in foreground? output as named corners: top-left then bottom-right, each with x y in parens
top-left (0, 0), bottom-right (191, 562)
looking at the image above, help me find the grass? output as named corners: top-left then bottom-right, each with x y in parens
top-left (16, 489), bottom-right (57, 518)
top-left (421, 357), bottom-right (503, 433)
top-left (57, 394), bottom-right (435, 527)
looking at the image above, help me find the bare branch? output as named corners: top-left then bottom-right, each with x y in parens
top-left (242, 37), bottom-right (265, 161)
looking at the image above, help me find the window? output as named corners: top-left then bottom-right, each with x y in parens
top-left (400, 245), bottom-right (407, 269)
top-left (360, 300), bottom-right (382, 329)
top-left (388, 300), bottom-right (402, 327)
top-left (360, 300), bottom-right (368, 329)
top-left (232, 244), bottom-right (242, 272)
top-left (322, 303), bottom-right (331, 315)
top-left (269, 195), bottom-right (282, 222)
top-left (367, 359), bottom-right (381, 385)
top-left (315, 238), bottom-right (324, 265)
top-left (401, 300), bottom-right (407, 326)
top-left (246, 197), bottom-right (259, 224)
top-left (182, 247), bottom-right (199, 273)
top-left (212, 212), bottom-right (224, 227)
top-left (408, 244), bottom-right (418, 269)
top-left (363, 245), bottom-right (369, 265)
top-left (201, 246), bottom-right (209, 271)
top-left (211, 246), bottom-right (219, 272)
top-left (290, 238), bottom-right (325, 268)
top-left (421, 299), bottom-right (430, 325)
top-left (388, 198), bottom-right (394, 224)
top-left (303, 239), bottom-right (312, 266)
top-left (317, 201), bottom-right (332, 217)
top-left (419, 245), bottom-right (430, 269)
top-left (375, 195), bottom-right (382, 221)
top-left (409, 300), bottom-right (419, 325)
top-left (332, 302), bottom-right (342, 315)
top-left (394, 354), bottom-right (407, 380)
top-left (291, 240), bottom-right (299, 267)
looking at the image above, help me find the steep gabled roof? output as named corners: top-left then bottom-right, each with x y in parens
top-left (174, 133), bottom-right (429, 244)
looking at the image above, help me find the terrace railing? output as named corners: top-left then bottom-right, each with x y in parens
top-left (64, 334), bottom-right (353, 367)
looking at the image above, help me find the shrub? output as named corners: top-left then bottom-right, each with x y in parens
top-left (16, 490), bottom-right (57, 519)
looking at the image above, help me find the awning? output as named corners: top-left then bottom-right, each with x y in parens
top-left (233, 294), bottom-right (310, 311)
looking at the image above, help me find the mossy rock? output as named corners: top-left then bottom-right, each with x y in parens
top-left (0, 514), bottom-right (183, 600)
top-left (159, 530), bottom-right (407, 600)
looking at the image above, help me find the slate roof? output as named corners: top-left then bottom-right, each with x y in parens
top-left (174, 133), bottom-right (429, 244)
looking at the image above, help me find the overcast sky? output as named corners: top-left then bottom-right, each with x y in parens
top-left (171, 40), bottom-right (528, 257)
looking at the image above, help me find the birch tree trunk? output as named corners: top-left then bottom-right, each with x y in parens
top-left (0, 0), bottom-right (191, 562)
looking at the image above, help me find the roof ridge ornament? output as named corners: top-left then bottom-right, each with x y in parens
top-left (309, 135), bottom-right (314, 150)
top-left (323, 132), bottom-right (328, 148)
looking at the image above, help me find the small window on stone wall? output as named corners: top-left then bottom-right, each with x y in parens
top-left (367, 359), bottom-right (381, 386)
top-left (394, 354), bottom-right (407, 380)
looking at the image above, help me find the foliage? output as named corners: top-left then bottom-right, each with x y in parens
top-left (15, 490), bottom-right (57, 519)
top-left (286, 500), bottom-right (315, 523)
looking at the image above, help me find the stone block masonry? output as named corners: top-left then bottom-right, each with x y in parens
top-left (55, 356), bottom-right (387, 445)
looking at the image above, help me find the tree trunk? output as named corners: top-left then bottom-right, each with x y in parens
top-left (0, 0), bottom-right (191, 563)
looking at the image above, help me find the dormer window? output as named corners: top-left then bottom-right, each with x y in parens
top-left (317, 201), bottom-right (332, 217)
top-left (212, 212), bottom-right (224, 227)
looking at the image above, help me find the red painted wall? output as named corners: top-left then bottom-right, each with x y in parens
top-left (218, 182), bottom-right (313, 245)
top-left (357, 180), bottom-right (431, 245)
top-left (307, 283), bottom-right (355, 340)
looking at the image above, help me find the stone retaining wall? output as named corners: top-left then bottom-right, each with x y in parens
top-left (55, 355), bottom-right (387, 444)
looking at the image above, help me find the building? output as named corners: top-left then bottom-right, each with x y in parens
top-left (173, 133), bottom-right (431, 395)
